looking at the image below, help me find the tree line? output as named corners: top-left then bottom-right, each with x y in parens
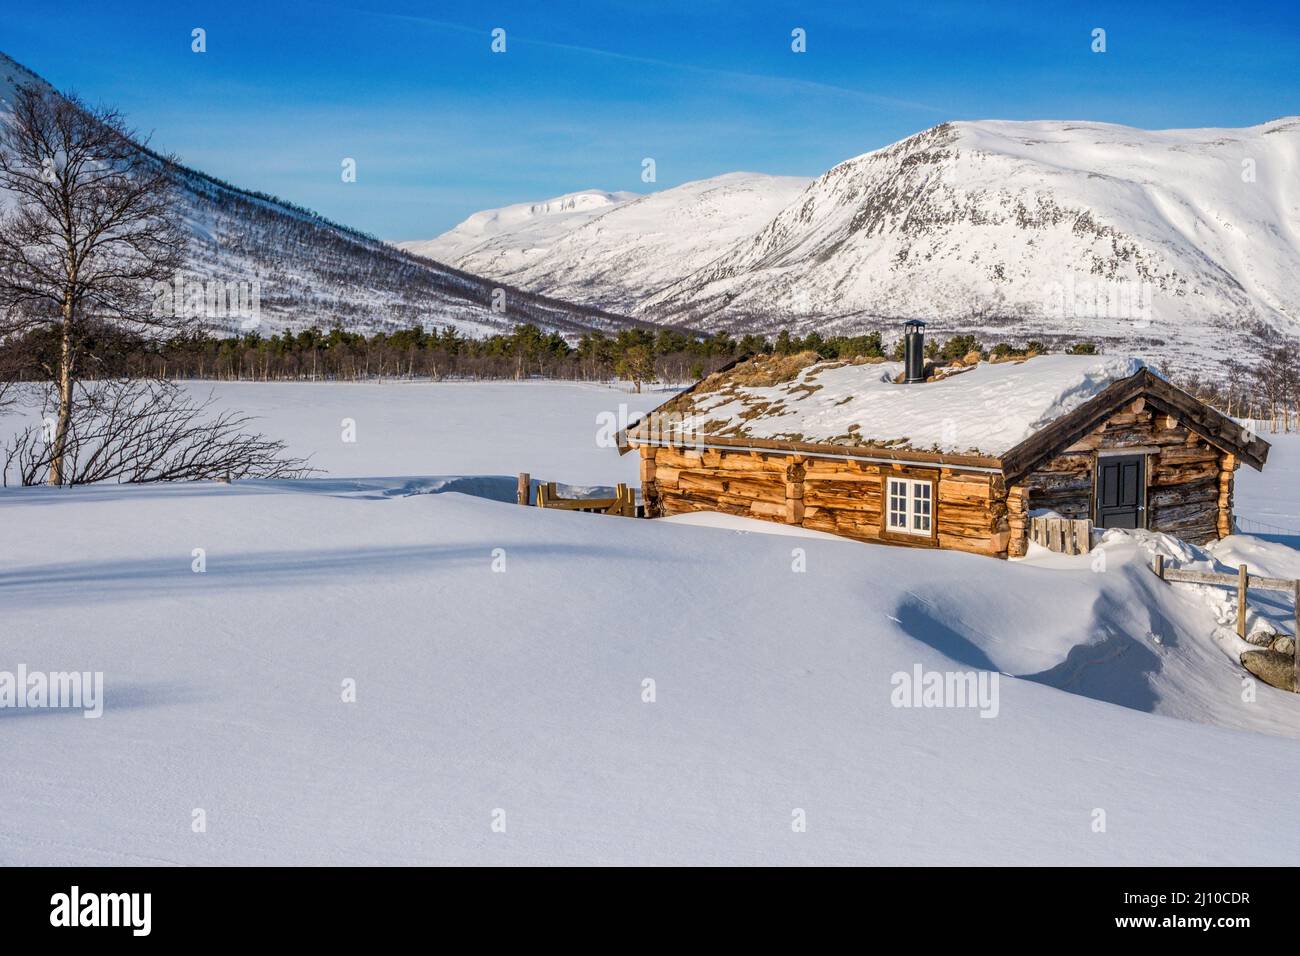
top-left (0, 320), bottom-right (1107, 390)
top-left (1177, 343), bottom-right (1300, 434)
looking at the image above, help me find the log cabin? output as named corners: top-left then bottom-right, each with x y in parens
top-left (618, 323), bottom-right (1270, 558)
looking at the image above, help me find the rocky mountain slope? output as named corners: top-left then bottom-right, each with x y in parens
top-left (647, 119), bottom-right (1300, 370)
top-left (413, 118), bottom-right (1300, 370)
top-left (0, 51), bottom-right (653, 339)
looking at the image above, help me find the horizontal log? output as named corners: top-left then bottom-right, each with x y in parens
top-left (1157, 445), bottom-right (1220, 464)
top-left (656, 448), bottom-right (704, 468)
top-left (630, 430), bottom-right (1003, 470)
top-left (674, 472), bottom-right (789, 504)
top-left (1030, 453), bottom-right (1092, 475)
top-left (1150, 499), bottom-right (1219, 524)
top-left (658, 495), bottom-right (714, 515)
top-left (1148, 483), bottom-right (1219, 510)
top-left (1162, 567), bottom-right (1297, 592)
top-left (803, 495), bottom-right (880, 513)
top-left (1096, 411), bottom-right (1147, 429)
top-left (676, 473), bottom-right (727, 495)
top-left (820, 506), bottom-right (883, 526)
top-left (938, 477), bottom-right (994, 503)
top-left (939, 506), bottom-right (1003, 528)
top-left (1153, 510), bottom-right (1219, 531)
top-left (1151, 462), bottom-right (1219, 487)
top-left (939, 532), bottom-right (1009, 555)
top-left (805, 477), bottom-right (881, 495)
top-left (1027, 474), bottom-right (1092, 495)
top-left (938, 519), bottom-right (1000, 539)
top-left (712, 455), bottom-right (787, 475)
top-left (718, 476), bottom-right (790, 504)
top-left (661, 494), bottom-right (749, 518)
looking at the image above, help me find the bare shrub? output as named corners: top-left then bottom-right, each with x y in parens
top-left (3, 379), bottom-right (314, 486)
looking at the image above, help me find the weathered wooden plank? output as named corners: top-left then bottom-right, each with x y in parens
top-left (1238, 565), bottom-right (1249, 638)
top-left (939, 531), bottom-right (1009, 555)
top-left (1157, 445), bottom-right (1221, 464)
top-left (1150, 500), bottom-right (1219, 526)
top-left (1160, 568), bottom-right (1297, 592)
top-left (1147, 482), bottom-right (1219, 510)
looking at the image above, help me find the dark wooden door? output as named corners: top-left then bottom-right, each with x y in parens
top-left (1095, 455), bottom-right (1145, 529)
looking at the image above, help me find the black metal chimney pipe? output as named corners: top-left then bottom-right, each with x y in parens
top-left (904, 319), bottom-right (926, 383)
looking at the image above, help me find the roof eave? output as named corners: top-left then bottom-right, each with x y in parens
top-left (1000, 368), bottom-right (1270, 481)
top-left (623, 429), bottom-right (1005, 472)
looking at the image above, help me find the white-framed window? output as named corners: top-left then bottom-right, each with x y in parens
top-left (886, 476), bottom-right (933, 536)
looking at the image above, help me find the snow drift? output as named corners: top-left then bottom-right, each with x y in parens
top-left (2, 381), bottom-right (1299, 865)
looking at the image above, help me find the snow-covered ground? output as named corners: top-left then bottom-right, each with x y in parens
top-left (2, 381), bottom-right (1299, 865)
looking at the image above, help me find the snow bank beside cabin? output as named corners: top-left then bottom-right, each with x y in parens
top-left (1102, 525), bottom-right (1300, 658)
top-left (675, 354), bottom-right (1144, 456)
top-left (2, 476), bottom-right (1300, 866)
top-left (3, 382), bottom-right (1298, 865)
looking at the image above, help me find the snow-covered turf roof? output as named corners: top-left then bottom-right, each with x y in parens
top-left (656, 354), bottom-right (1146, 458)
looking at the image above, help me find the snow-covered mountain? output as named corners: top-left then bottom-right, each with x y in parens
top-left (646, 119), bottom-right (1300, 370)
top-left (398, 189), bottom-right (639, 273)
top-left (413, 119), bottom-right (1300, 371)
top-left (0, 52), bottom-right (653, 339)
top-left (402, 173), bottom-right (811, 313)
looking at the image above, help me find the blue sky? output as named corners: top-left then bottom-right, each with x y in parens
top-left (4, 1), bottom-right (1297, 240)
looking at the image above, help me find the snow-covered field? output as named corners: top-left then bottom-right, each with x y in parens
top-left (2, 381), bottom-right (1299, 865)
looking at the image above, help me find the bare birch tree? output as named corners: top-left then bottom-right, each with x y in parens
top-left (0, 83), bottom-right (187, 484)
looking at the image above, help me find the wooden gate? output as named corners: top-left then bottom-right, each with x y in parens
top-left (516, 473), bottom-right (637, 517)
top-left (1029, 516), bottom-right (1093, 555)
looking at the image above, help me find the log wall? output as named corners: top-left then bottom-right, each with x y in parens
top-left (1019, 398), bottom-right (1233, 548)
top-left (639, 395), bottom-right (1240, 557)
top-left (642, 445), bottom-right (1011, 557)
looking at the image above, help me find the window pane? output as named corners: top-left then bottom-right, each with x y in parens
top-left (888, 479), bottom-right (907, 529)
top-left (911, 480), bottom-right (931, 533)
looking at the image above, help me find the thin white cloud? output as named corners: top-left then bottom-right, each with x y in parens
top-left (352, 8), bottom-right (945, 114)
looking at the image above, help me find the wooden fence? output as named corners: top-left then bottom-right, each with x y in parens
top-left (1029, 516), bottom-right (1093, 555)
top-left (516, 473), bottom-right (638, 517)
top-left (1151, 554), bottom-right (1299, 690)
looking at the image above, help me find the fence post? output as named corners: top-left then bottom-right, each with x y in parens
top-left (517, 473), bottom-right (530, 506)
top-left (1237, 564), bottom-right (1248, 639)
top-left (1153, 554), bottom-right (1164, 580)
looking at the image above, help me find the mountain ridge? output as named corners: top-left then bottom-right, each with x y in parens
top-left (409, 116), bottom-right (1300, 370)
top-left (0, 50), bottom-right (659, 339)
